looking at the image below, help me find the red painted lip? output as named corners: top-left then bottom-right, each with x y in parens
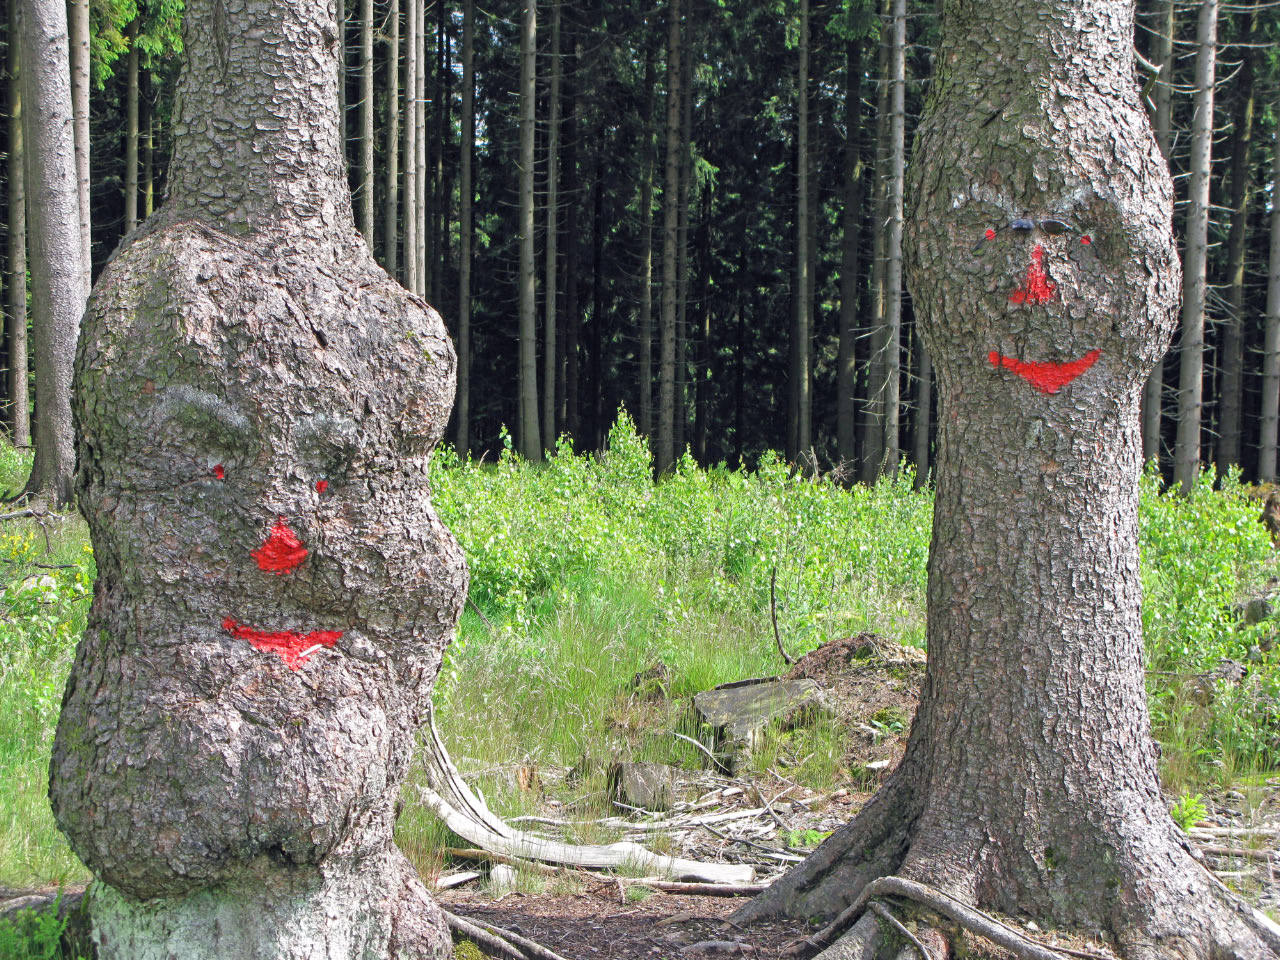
top-left (988, 349), bottom-right (1101, 394)
top-left (222, 617), bottom-right (342, 670)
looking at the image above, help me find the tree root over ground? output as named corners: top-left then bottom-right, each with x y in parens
top-left (729, 774), bottom-right (1280, 960)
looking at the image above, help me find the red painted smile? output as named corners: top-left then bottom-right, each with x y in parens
top-left (988, 349), bottom-right (1101, 394)
top-left (222, 618), bottom-right (343, 670)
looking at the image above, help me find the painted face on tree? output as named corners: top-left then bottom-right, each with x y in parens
top-left (59, 226), bottom-right (467, 900)
top-left (932, 187), bottom-right (1154, 401)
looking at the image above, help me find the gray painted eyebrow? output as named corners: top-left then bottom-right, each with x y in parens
top-left (156, 385), bottom-right (251, 433)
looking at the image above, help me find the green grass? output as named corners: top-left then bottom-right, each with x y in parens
top-left (2, 413), bottom-right (1278, 891)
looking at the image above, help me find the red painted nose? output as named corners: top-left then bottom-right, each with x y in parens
top-left (1009, 244), bottom-right (1056, 305)
top-left (251, 517), bottom-right (308, 574)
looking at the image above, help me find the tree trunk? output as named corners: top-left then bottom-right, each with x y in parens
top-left (657, 0), bottom-right (681, 473)
top-left (385, 0), bottom-right (400, 274)
top-left (7, 0), bottom-right (29, 448)
top-left (433, 4), bottom-right (449, 309)
top-left (638, 46), bottom-right (656, 438)
top-left (881, 0), bottom-right (906, 477)
top-left (456, 0), bottom-right (474, 455)
top-left (912, 338), bottom-right (930, 487)
top-left (143, 89), bottom-right (154, 219)
top-left (1216, 14), bottom-right (1254, 475)
top-left (675, 29), bottom-right (693, 460)
top-left (734, 1), bottom-right (1280, 957)
top-left (49, 1), bottom-right (463, 955)
top-left (404, 0), bottom-right (419, 293)
top-left (542, 0), bottom-right (561, 449)
top-left (791, 0), bottom-right (811, 461)
top-left (1262, 115), bottom-right (1280, 483)
top-left (837, 39), bottom-right (864, 469)
top-left (1174, 0), bottom-right (1216, 494)
top-left (564, 36), bottom-right (581, 440)
top-left (68, 0), bottom-right (90, 283)
top-left (518, 0), bottom-right (541, 460)
top-left (125, 19), bottom-right (140, 235)
top-left (359, 0), bottom-right (374, 244)
top-left (1141, 0), bottom-right (1174, 463)
top-left (20, 0), bottom-right (86, 503)
top-left (859, 31), bottom-right (890, 485)
top-left (416, 0), bottom-right (428, 298)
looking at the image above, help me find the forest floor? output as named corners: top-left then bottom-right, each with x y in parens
top-left (425, 634), bottom-right (1280, 960)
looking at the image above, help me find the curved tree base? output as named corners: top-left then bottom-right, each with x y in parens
top-left (87, 846), bottom-right (450, 960)
top-left (733, 781), bottom-right (1280, 960)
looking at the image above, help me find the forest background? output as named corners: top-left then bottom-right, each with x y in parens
top-left (4, 0), bottom-right (1280, 483)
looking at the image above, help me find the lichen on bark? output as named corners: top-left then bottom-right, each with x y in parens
top-left (48, 1), bottom-right (462, 956)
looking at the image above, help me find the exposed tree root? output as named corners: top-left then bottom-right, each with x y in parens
top-left (867, 901), bottom-right (935, 960)
top-left (440, 907), bottom-right (572, 960)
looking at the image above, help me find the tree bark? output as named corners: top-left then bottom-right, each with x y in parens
top-left (68, 0), bottom-right (90, 284)
top-left (859, 30), bottom-right (890, 485)
top-left (837, 39), bottom-right (865, 469)
top-left (1262, 115), bottom-right (1280, 482)
top-left (404, 0), bottom-right (419, 294)
top-left (542, 0), bottom-right (562, 449)
top-left (456, 0), bottom-right (474, 456)
top-left (416, 0), bottom-right (428, 297)
top-left (20, 0), bottom-right (86, 504)
top-left (734, 2), bottom-right (1280, 957)
top-left (564, 35), bottom-right (581, 440)
top-left (881, 0), bottom-right (906, 477)
top-left (1216, 11), bottom-right (1254, 475)
top-left (1174, 0), bottom-right (1216, 494)
top-left (385, 0), bottom-right (400, 274)
top-left (911, 338), bottom-right (930, 487)
top-left (7, 0), bottom-right (29, 448)
top-left (125, 18), bottom-right (141, 235)
top-left (791, 0), bottom-right (812, 461)
top-left (359, 0), bottom-right (374, 244)
top-left (1140, 0), bottom-right (1174, 463)
top-left (49, 1), bottom-right (463, 956)
top-left (143, 88), bottom-right (155, 219)
top-left (638, 45), bottom-right (656, 438)
top-left (518, 0), bottom-right (541, 460)
top-left (657, 0), bottom-right (681, 473)
top-left (675, 28), bottom-right (693, 460)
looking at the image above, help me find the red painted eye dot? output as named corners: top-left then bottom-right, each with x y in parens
top-left (1081, 236), bottom-right (1091, 245)
top-left (316, 479), bottom-right (328, 493)
top-left (984, 228), bottom-right (995, 241)
top-left (212, 464), bottom-right (225, 480)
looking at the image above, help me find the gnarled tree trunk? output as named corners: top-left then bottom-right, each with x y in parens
top-left (734, 2), bottom-right (1280, 958)
top-left (49, 2), bottom-right (463, 957)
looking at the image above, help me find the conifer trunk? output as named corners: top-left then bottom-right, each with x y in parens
top-left (457, 0), bottom-right (474, 455)
top-left (518, 0), bottom-right (541, 459)
top-left (7, 0), bottom-right (29, 449)
top-left (1174, 0), bottom-right (1216, 493)
top-left (638, 46), bottom-right (656, 438)
top-left (837, 40), bottom-right (864, 468)
top-left (50, 1), bottom-right (463, 955)
top-left (658, 0), bottom-right (681, 473)
top-left (125, 19), bottom-right (140, 235)
top-left (543, 0), bottom-right (562, 448)
top-left (1261, 115), bottom-right (1280, 482)
top-left (734, 2), bottom-right (1280, 957)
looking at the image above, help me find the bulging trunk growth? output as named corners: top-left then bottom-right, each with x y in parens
top-left (734, 3), bottom-right (1280, 958)
top-left (49, 2), bottom-right (464, 957)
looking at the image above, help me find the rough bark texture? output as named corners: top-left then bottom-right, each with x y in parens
top-left (20, 0), bottom-right (86, 504)
top-left (1174, 0), bottom-right (1216, 494)
top-left (49, 2), bottom-right (463, 957)
top-left (734, 2), bottom-right (1280, 958)
top-left (7, 0), bottom-right (29, 448)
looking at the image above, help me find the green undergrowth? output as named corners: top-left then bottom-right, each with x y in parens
top-left (1, 415), bottom-right (1278, 890)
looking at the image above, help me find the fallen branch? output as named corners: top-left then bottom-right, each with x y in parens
top-left (445, 847), bottom-right (567, 877)
top-left (1198, 843), bottom-right (1274, 863)
top-left (435, 870), bottom-right (482, 891)
top-left (441, 908), bottom-right (529, 959)
top-left (417, 709), bottom-right (755, 885)
top-left (673, 730), bottom-right (726, 771)
top-left (770, 567), bottom-right (796, 665)
top-left (0, 507), bottom-right (63, 523)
